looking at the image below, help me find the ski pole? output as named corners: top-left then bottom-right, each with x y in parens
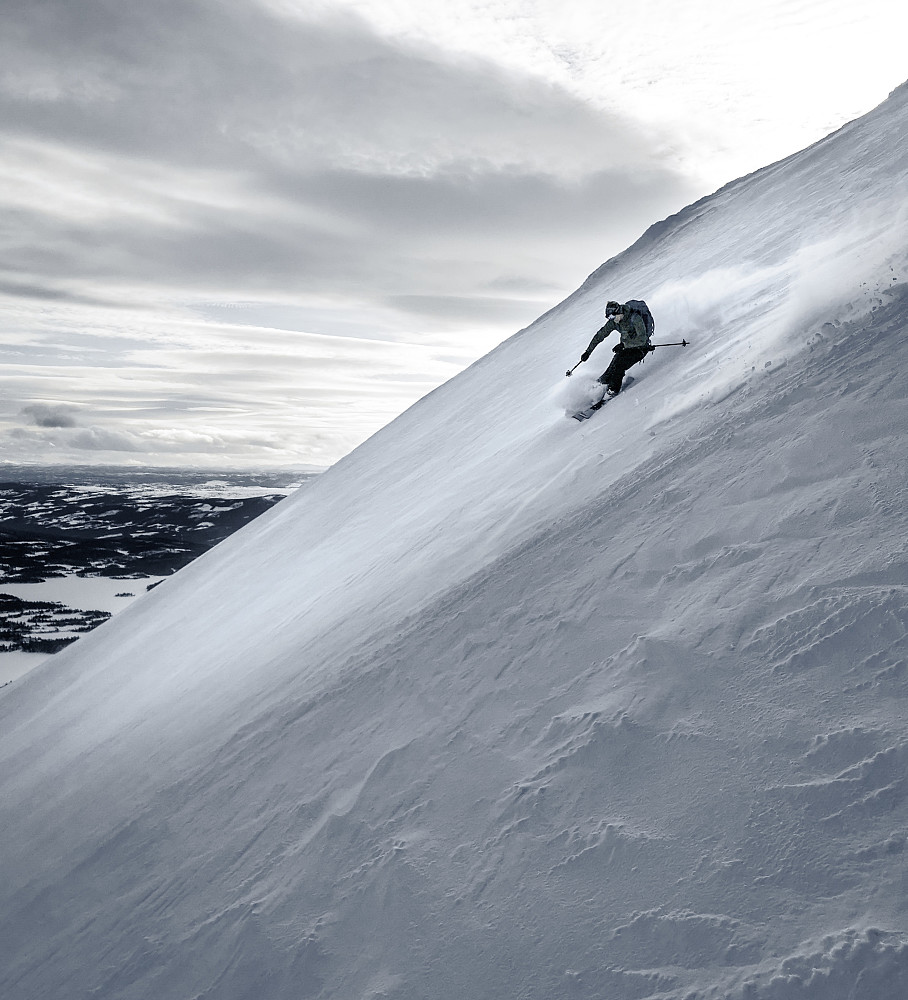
top-left (565, 360), bottom-right (583, 377)
top-left (650, 339), bottom-right (690, 349)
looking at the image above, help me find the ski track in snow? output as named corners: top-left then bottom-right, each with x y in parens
top-left (1, 84), bottom-right (908, 999)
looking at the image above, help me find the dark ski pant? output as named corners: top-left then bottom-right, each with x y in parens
top-left (598, 345), bottom-right (648, 393)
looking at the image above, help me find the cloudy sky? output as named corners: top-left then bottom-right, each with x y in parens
top-left (2, 0), bottom-right (906, 470)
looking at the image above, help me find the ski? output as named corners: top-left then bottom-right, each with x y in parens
top-left (570, 377), bottom-right (635, 421)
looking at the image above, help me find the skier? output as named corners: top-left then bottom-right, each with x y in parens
top-left (578, 300), bottom-right (654, 397)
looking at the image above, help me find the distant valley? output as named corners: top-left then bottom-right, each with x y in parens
top-left (0, 466), bottom-right (314, 670)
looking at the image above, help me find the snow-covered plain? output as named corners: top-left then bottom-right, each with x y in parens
top-left (1, 82), bottom-right (907, 1000)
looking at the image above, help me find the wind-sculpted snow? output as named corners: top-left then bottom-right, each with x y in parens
top-left (1, 84), bottom-right (907, 999)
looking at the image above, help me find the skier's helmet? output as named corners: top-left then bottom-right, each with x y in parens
top-left (605, 300), bottom-right (622, 318)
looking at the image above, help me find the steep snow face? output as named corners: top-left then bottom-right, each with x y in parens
top-left (1, 84), bottom-right (907, 1000)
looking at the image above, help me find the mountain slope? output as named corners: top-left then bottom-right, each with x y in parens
top-left (1, 83), bottom-right (907, 999)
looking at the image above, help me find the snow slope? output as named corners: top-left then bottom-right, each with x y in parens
top-left (1, 82), bottom-right (907, 1000)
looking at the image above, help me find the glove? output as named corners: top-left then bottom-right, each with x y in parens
top-left (612, 343), bottom-right (621, 353)
top-left (647, 344), bottom-right (655, 353)
top-left (580, 351), bottom-right (590, 363)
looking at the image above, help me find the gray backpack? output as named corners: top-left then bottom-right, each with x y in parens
top-left (624, 300), bottom-right (655, 339)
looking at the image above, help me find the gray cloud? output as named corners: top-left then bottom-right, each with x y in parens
top-left (0, 277), bottom-right (110, 307)
top-left (21, 403), bottom-right (80, 428)
top-left (68, 427), bottom-right (141, 452)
